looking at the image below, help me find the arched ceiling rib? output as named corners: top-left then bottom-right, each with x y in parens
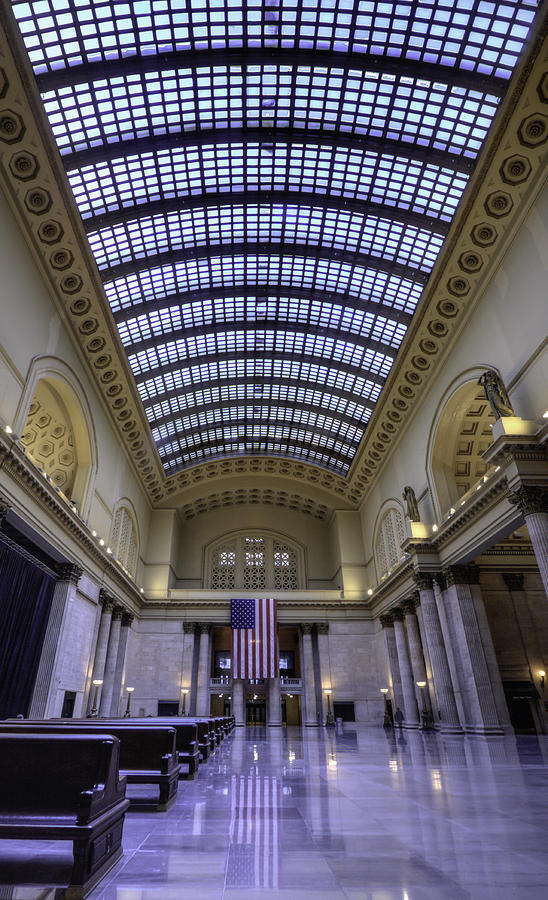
top-left (11, 0), bottom-right (541, 479)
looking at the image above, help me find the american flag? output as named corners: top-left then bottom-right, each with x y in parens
top-left (226, 774), bottom-right (280, 888)
top-left (231, 597), bottom-right (278, 679)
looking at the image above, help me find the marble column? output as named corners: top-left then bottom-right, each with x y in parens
top-left (402, 595), bottom-right (432, 716)
top-left (379, 613), bottom-right (405, 715)
top-left (29, 562), bottom-right (83, 718)
top-left (414, 573), bottom-right (462, 733)
top-left (316, 623), bottom-right (331, 724)
top-left (180, 622), bottom-right (196, 714)
top-left (443, 566), bottom-right (502, 735)
top-left (99, 604), bottom-right (123, 716)
top-left (268, 629), bottom-right (282, 726)
top-left (470, 575), bottom-right (512, 732)
top-left (110, 611), bottom-right (134, 716)
top-left (88, 590), bottom-right (114, 713)
top-left (301, 623), bottom-right (318, 726)
top-left (508, 486), bottom-right (548, 599)
top-left (232, 677), bottom-right (245, 726)
top-left (196, 623), bottom-right (211, 716)
top-left (393, 609), bottom-right (420, 728)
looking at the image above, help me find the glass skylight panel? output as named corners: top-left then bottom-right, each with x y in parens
top-left (40, 67), bottom-right (499, 160)
top-left (117, 294), bottom-right (409, 350)
top-left (13, 0), bottom-right (538, 80)
top-left (104, 253), bottom-right (423, 315)
top-left (89, 204), bottom-right (444, 273)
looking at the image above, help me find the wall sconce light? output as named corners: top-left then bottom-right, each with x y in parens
top-left (124, 685), bottom-right (134, 717)
top-left (539, 670), bottom-right (545, 692)
top-left (380, 688), bottom-right (391, 727)
top-left (90, 679), bottom-right (103, 717)
top-left (180, 688), bottom-right (189, 715)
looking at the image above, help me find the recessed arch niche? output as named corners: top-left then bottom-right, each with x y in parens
top-left (428, 374), bottom-right (496, 519)
top-left (16, 358), bottom-right (97, 518)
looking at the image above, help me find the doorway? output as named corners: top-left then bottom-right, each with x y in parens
top-left (246, 696), bottom-right (266, 724)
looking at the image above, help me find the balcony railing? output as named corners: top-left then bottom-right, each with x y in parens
top-left (281, 677), bottom-right (302, 687)
top-left (210, 676), bottom-right (232, 686)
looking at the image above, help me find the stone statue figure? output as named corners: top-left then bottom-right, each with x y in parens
top-left (478, 370), bottom-right (514, 419)
top-left (402, 485), bottom-right (420, 522)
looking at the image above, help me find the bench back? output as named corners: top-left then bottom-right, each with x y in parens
top-left (0, 733), bottom-right (120, 817)
top-left (1, 723), bottom-right (177, 773)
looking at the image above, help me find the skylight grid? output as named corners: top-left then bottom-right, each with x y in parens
top-left (163, 442), bottom-right (350, 476)
top-left (152, 406), bottom-right (364, 447)
top-left (89, 204), bottom-right (444, 273)
top-left (144, 382), bottom-right (373, 424)
top-left (104, 254), bottom-right (423, 316)
top-left (157, 421), bottom-right (357, 463)
top-left (117, 295), bottom-right (408, 349)
top-left (40, 67), bottom-right (498, 160)
top-left (68, 143), bottom-right (469, 223)
top-left (127, 329), bottom-right (396, 379)
top-left (136, 357), bottom-right (384, 406)
top-left (13, 0), bottom-right (538, 79)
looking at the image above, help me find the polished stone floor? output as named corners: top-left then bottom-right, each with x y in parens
top-left (2, 725), bottom-right (548, 899)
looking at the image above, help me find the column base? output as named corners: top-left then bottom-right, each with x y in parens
top-left (436, 724), bottom-right (465, 735)
top-left (305, 722), bottom-right (319, 727)
top-left (402, 722), bottom-right (420, 730)
top-left (464, 724), bottom-right (505, 736)
top-left (267, 722), bottom-right (283, 727)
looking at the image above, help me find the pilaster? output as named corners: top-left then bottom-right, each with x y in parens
top-left (110, 611), bottom-right (134, 716)
top-left (301, 623), bottom-right (318, 726)
top-left (196, 622), bottom-right (212, 716)
top-left (28, 562), bottom-right (83, 718)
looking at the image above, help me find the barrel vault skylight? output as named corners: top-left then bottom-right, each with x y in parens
top-left (12, 0), bottom-right (540, 477)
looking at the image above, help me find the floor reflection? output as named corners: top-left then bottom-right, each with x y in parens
top-left (2, 726), bottom-right (548, 899)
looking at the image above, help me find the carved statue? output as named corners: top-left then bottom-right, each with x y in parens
top-left (402, 485), bottom-right (420, 522)
top-left (478, 370), bottom-right (514, 419)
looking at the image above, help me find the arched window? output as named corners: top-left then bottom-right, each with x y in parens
top-left (208, 533), bottom-right (302, 590)
top-left (375, 508), bottom-right (406, 580)
top-left (110, 506), bottom-right (139, 577)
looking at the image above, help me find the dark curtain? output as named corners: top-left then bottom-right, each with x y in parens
top-left (0, 540), bottom-right (55, 718)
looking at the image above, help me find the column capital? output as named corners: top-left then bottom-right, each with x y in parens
top-left (379, 613), bottom-right (394, 628)
top-left (414, 572), bottom-right (435, 591)
top-left (183, 621), bottom-right (196, 635)
top-left (315, 622), bottom-right (329, 635)
top-left (402, 595), bottom-right (419, 615)
top-left (434, 571), bottom-right (448, 591)
top-left (111, 604), bottom-right (124, 621)
top-left (198, 622), bottom-right (211, 635)
top-left (0, 498), bottom-right (10, 526)
top-left (121, 610), bottom-right (134, 627)
top-left (57, 563), bottom-right (83, 585)
top-left (392, 608), bottom-right (405, 623)
top-left (508, 485), bottom-right (548, 516)
top-left (502, 572), bottom-right (524, 592)
top-left (301, 622), bottom-right (314, 635)
top-left (444, 564), bottom-right (480, 587)
top-left (99, 588), bottom-right (115, 612)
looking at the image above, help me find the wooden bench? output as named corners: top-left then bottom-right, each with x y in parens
top-left (0, 732), bottom-right (129, 899)
top-left (99, 718), bottom-right (200, 779)
top-left (3, 722), bottom-right (180, 811)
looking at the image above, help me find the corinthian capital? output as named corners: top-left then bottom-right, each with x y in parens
top-left (508, 485), bottom-right (548, 516)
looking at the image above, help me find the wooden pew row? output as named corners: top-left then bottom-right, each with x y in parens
top-left (80, 719), bottom-right (200, 779)
top-left (0, 732), bottom-right (129, 899)
top-left (2, 722), bottom-right (179, 811)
